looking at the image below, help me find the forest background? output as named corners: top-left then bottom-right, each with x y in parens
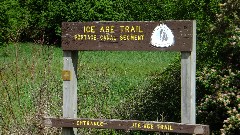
top-left (0, 0), bottom-right (239, 134)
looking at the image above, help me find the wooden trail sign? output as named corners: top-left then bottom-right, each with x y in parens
top-left (44, 117), bottom-right (209, 135)
top-left (43, 20), bottom-right (209, 134)
top-left (62, 21), bottom-right (193, 51)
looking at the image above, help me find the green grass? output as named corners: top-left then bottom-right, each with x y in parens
top-left (0, 43), bottom-right (63, 134)
top-left (0, 43), bottom-right (179, 134)
top-left (77, 51), bottom-right (179, 118)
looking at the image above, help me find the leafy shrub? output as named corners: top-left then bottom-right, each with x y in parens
top-left (0, 0), bottom-right (29, 44)
top-left (197, 68), bottom-right (240, 134)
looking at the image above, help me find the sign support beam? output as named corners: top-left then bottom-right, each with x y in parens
top-left (181, 20), bottom-right (196, 124)
top-left (63, 51), bottom-right (78, 135)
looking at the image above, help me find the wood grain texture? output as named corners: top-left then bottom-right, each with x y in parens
top-left (181, 20), bottom-right (196, 124)
top-left (62, 21), bottom-right (193, 51)
top-left (62, 51), bottom-right (78, 135)
top-left (43, 117), bottom-right (209, 135)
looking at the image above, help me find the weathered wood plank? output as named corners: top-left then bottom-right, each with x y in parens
top-left (43, 117), bottom-right (209, 135)
top-left (181, 52), bottom-right (191, 123)
top-left (181, 20), bottom-right (196, 124)
top-left (62, 21), bottom-right (194, 51)
top-left (63, 51), bottom-right (78, 135)
top-left (190, 20), bottom-right (197, 124)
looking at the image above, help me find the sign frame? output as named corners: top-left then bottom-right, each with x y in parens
top-left (43, 20), bottom-right (209, 135)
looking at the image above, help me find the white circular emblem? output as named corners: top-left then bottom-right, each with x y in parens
top-left (150, 24), bottom-right (175, 47)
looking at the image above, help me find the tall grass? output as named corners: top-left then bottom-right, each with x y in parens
top-left (77, 51), bottom-right (179, 118)
top-left (0, 43), bottom-right (62, 134)
top-left (0, 43), bottom-right (179, 134)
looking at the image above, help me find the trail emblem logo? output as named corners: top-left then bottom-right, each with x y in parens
top-left (150, 24), bottom-right (175, 48)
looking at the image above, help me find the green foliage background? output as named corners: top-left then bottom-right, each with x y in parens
top-left (0, 0), bottom-right (239, 134)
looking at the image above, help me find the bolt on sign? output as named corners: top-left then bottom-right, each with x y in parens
top-left (62, 21), bottom-right (193, 51)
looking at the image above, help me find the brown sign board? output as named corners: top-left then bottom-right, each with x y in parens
top-left (62, 21), bottom-right (194, 51)
top-left (43, 117), bottom-right (209, 135)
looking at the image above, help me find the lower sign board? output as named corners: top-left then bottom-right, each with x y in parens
top-left (62, 21), bottom-right (194, 51)
top-left (43, 117), bottom-right (209, 135)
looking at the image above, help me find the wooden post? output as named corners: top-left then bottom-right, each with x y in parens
top-left (181, 20), bottom-right (196, 124)
top-left (63, 51), bottom-right (78, 135)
